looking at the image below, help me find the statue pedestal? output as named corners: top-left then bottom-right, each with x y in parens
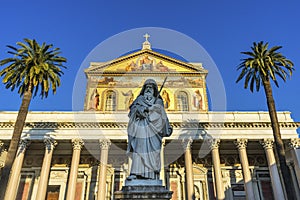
top-left (114, 179), bottom-right (173, 200)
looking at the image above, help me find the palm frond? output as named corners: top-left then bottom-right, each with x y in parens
top-left (236, 41), bottom-right (294, 92)
top-left (0, 38), bottom-right (67, 98)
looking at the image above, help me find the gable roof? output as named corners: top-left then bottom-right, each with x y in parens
top-left (84, 49), bottom-right (208, 75)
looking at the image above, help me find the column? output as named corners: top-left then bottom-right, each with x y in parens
top-left (36, 137), bottom-right (57, 200)
top-left (182, 138), bottom-right (194, 200)
top-left (128, 157), bottom-right (132, 177)
top-left (4, 139), bottom-right (30, 200)
top-left (287, 138), bottom-right (300, 199)
top-left (208, 138), bottom-right (225, 200)
top-left (179, 168), bottom-right (186, 200)
top-left (66, 138), bottom-right (84, 200)
top-left (97, 139), bottom-right (111, 200)
top-left (0, 140), bottom-right (3, 152)
top-left (160, 139), bottom-right (166, 186)
top-left (287, 162), bottom-right (300, 200)
top-left (0, 140), bottom-right (4, 168)
top-left (234, 139), bottom-right (255, 199)
top-left (107, 171), bottom-right (114, 199)
top-left (260, 139), bottom-right (285, 200)
top-left (127, 140), bottom-right (132, 177)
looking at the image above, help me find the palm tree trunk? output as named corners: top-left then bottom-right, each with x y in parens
top-left (0, 87), bottom-right (32, 199)
top-left (262, 78), bottom-right (296, 200)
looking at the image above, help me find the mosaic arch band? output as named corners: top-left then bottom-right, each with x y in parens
top-left (126, 79), bottom-right (173, 180)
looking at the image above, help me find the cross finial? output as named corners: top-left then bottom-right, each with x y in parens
top-left (142, 33), bottom-right (152, 50)
top-left (143, 33), bottom-right (150, 41)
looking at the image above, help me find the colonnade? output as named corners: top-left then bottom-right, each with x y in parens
top-left (1, 138), bottom-right (112, 200)
top-left (0, 138), bottom-right (299, 200)
top-left (180, 138), bottom-right (299, 200)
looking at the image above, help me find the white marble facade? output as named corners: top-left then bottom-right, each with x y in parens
top-left (0, 111), bottom-right (299, 200)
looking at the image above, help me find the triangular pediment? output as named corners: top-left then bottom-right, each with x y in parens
top-left (85, 49), bottom-right (207, 75)
top-left (84, 48), bottom-right (209, 113)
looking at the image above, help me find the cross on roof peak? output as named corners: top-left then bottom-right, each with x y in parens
top-left (143, 33), bottom-right (150, 41)
top-left (142, 33), bottom-right (151, 50)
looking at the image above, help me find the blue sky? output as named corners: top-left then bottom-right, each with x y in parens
top-left (1, 1), bottom-right (300, 124)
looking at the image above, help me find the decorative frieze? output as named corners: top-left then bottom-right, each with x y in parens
top-left (234, 139), bottom-right (248, 150)
top-left (195, 154), bottom-right (267, 167)
top-left (0, 121), bottom-right (298, 129)
top-left (72, 138), bottom-right (84, 150)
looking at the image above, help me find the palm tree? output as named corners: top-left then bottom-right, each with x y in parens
top-left (0, 39), bottom-right (66, 199)
top-left (236, 41), bottom-right (295, 199)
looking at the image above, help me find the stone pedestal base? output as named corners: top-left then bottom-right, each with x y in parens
top-left (114, 180), bottom-right (173, 200)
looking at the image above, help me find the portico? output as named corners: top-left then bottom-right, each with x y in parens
top-left (0, 111), bottom-right (299, 200)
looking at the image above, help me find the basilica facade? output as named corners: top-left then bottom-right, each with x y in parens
top-left (0, 38), bottom-right (299, 200)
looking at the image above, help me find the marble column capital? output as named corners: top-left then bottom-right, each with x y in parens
top-left (287, 138), bottom-right (300, 150)
top-left (99, 139), bottom-right (111, 150)
top-left (181, 137), bottom-right (193, 150)
top-left (71, 138), bottom-right (84, 150)
top-left (207, 138), bottom-right (220, 150)
top-left (44, 137), bottom-right (57, 151)
top-left (19, 138), bottom-right (31, 153)
top-left (234, 139), bottom-right (248, 150)
top-left (260, 139), bottom-right (274, 150)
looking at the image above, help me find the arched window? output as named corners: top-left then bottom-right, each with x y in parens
top-left (176, 91), bottom-right (188, 111)
top-left (105, 90), bottom-right (116, 111)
